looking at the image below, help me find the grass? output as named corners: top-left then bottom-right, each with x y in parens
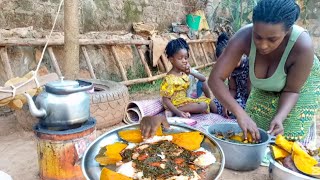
top-left (128, 79), bottom-right (162, 94)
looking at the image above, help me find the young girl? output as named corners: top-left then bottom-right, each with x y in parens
top-left (160, 38), bottom-right (215, 118)
top-left (213, 33), bottom-right (250, 118)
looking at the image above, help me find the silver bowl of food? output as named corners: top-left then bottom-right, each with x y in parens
top-left (81, 123), bottom-right (225, 180)
top-left (205, 122), bottom-right (274, 171)
top-left (268, 152), bottom-right (318, 180)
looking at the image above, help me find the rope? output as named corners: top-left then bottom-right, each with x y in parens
top-left (0, 0), bottom-right (64, 99)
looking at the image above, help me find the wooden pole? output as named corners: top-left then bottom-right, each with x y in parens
top-left (47, 47), bottom-right (63, 77)
top-left (81, 46), bottom-right (96, 79)
top-left (64, 0), bottom-right (79, 79)
top-left (136, 46), bottom-right (152, 77)
top-left (110, 46), bottom-right (128, 81)
top-left (187, 39), bottom-right (216, 44)
top-left (157, 59), bottom-right (166, 73)
top-left (200, 43), bottom-right (210, 63)
top-left (0, 39), bottom-right (151, 46)
top-left (211, 42), bottom-right (217, 61)
top-left (189, 45), bottom-right (198, 66)
top-left (160, 54), bottom-right (169, 72)
top-left (0, 47), bottom-right (14, 80)
top-left (121, 62), bottom-right (215, 86)
top-left (121, 74), bottom-right (166, 86)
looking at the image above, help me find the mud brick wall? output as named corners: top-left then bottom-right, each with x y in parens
top-left (0, 0), bottom-right (198, 32)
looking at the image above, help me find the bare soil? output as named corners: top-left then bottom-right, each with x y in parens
top-left (0, 90), bottom-right (318, 180)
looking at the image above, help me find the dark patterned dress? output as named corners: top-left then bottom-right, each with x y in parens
top-left (214, 57), bottom-right (249, 117)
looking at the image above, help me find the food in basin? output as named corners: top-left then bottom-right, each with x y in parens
top-left (96, 129), bottom-right (217, 180)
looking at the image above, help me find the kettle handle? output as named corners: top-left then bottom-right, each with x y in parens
top-left (45, 80), bottom-right (93, 95)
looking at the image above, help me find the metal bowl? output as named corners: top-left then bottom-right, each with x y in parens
top-left (205, 122), bottom-right (273, 171)
top-left (268, 152), bottom-right (318, 180)
top-left (81, 123), bottom-right (225, 180)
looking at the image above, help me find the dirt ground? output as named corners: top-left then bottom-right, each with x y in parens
top-left (0, 90), bottom-right (318, 180)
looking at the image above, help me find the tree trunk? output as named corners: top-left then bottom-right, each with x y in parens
top-left (64, 0), bottom-right (80, 79)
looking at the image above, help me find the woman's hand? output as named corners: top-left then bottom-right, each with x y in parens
top-left (268, 118), bottom-right (284, 136)
top-left (140, 116), bottom-right (170, 139)
top-left (177, 110), bottom-right (191, 118)
top-left (237, 114), bottom-right (260, 142)
top-left (222, 106), bottom-right (230, 119)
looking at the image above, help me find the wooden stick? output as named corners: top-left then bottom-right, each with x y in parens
top-left (160, 54), bottom-right (169, 72)
top-left (0, 47), bottom-right (14, 80)
top-left (110, 46), bottom-right (128, 81)
top-left (136, 46), bottom-right (152, 77)
top-left (189, 45), bottom-right (198, 66)
top-left (0, 73), bottom-right (59, 100)
top-left (0, 38), bottom-right (151, 46)
top-left (187, 39), bottom-right (216, 44)
top-left (47, 47), bottom-right (63, 77)
top-left (158, 59), bottom-right (166, 72)
top-left (211, 42), bottom-right (217, 61)
top-left (121, 73), bottom-right (167, 86)
top-left (194, 62), bottom-right (215, 70)
top-left (122, 62), bottom-right (215, 86)
top-left (0, 38), bottom-right (214, 46)
top-left (200, 43), bottom-right (210, 63)
top-left (81, 46), bottom-right (96, 79)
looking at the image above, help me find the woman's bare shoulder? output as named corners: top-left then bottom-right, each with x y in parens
top-left (228, 24), bottom-right (252, 54)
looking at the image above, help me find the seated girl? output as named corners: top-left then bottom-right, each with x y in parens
top-left (160, 38), bottom-right (215, 118)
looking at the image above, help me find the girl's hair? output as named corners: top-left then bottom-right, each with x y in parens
top-left (165, 38), bottom-right (189, 58)
top-left (253, 0), bottom-right (300, 31)
top-left (216, 33), bottom-right (229, 58)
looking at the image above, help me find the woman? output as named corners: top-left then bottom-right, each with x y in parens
top-left (208, 0), bottom-right (319, 144)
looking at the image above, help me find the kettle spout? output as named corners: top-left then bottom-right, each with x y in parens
top-left (23, 93), bottom-right (47, 118)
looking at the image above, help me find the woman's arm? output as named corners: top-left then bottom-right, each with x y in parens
top-left (208, 25), bottom-right (260, 141)
top-left (268, 32), bottom-right (314, 135)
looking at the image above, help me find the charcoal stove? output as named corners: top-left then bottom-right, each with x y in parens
top-left (33, 117), bottom-right (96, 180)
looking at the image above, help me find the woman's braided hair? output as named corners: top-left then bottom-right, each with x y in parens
top-left (253, 0), bottom-right (300, 31)
top-left (165, 38), bottom-right (189, 58)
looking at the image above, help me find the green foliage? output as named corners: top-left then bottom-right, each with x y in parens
top-left (220, 0), bottom-right (258, 31)
top-left (128, 79), bottom-right (162, 94)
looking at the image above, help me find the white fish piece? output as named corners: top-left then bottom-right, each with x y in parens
top-left (116, 161), bottom-right (136, 178)
top-left (137, 144), bottom-right (149, 150)
top-left (157, 152), bottom-right (165, 159)
top-left (132, 152), bottom-right (139, 159)
top-left (193, 147), bottom-right (216, 167)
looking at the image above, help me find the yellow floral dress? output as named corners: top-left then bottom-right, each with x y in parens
top-left (160, 74), bottom-right (211, 112)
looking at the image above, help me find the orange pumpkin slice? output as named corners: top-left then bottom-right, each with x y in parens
top-left (270, 145), bottom-right (290, 160)
top-left (100, 167), bottom-right (133, 180)
top-left (275, 134), bottom-right (294, 153)
top-left (95, 142), bottom-right (128, 165)
top-left (293, 154), bottom-right (320, 177)
top-left (118, 127), bottom-right (163, 143)
top-left (171, 131), bottom-right (204, 151)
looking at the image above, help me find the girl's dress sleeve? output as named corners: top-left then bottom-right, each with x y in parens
top-left (160, 76), bottom-right (174, 98)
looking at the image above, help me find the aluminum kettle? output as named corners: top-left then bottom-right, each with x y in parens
top-left (24, 77), bottom-right (93, 128)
